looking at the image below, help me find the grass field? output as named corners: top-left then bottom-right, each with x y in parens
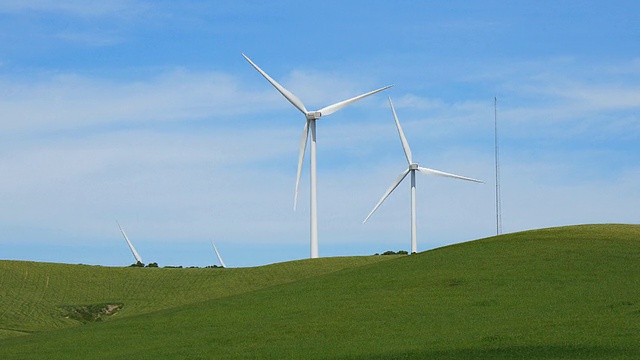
top-left (0, 255), bottom-right (397, 337)
top-left (1, 224), bottom-right (639, 359)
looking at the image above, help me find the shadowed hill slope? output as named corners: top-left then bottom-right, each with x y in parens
top-left (1, 224), bottom-right (639, 359)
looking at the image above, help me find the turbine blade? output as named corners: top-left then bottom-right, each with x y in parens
top-left (389, 97), bottom-right (413, 164)
top-left (417, 166), bottom-right (483, 183)
top-left (117, 221), bottom-right (143, 264)
top-left (294, 120), bottom-right (310, 210)
top-left (318, 85), bottom-right (393, 117)
top-left (211, 241), bottom-right (226, 268)
top-left (363, 168), bottom-right (410, 223)
top-left (242, 53), bottom-right (308, 114)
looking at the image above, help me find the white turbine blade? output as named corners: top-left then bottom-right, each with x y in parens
top-left (363, 168), bottom-right (411, 223)
top-left (242, 53), bottom-right (308, 114)
top-left (117, 221), bottom-right (143, 264)
top-left (417, 166), bottom-right (483, 183)
top-left (211, 241), bottom-right (226, 268)
top-left (318, 85), bottom-right (392, 117)
top-left (388, 97), bottom-right (413, 165)
top-left (294, 119), bottom-right (310, 210)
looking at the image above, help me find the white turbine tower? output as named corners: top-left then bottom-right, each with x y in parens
top-left (243, 53), bottom-right (392, 258)
top-left (363, 97), bottom-right (483, 254)
top-left (211, 241), bottom-right (226, 268)
top-left (117, 221), bottom-right (143, 264)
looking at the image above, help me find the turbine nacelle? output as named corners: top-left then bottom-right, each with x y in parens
top-left (306, 111), bottom-right (322, 120)
top-left (409, 163), bottom-right (419, 170)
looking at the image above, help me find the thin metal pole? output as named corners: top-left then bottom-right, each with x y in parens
top-left (494, 96), bottom-right (502, 235)
top-left (410, 170), bottom-right (417, 254)
top-left (310, 120), bottom-right (319, 258)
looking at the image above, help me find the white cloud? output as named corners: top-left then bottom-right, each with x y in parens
top-left (552, 83), bottom-right (640, 113)
top-left (54, 30), bottom-right (125, 46)
top-left (500, 160), bottom-right (640, 233)
top-left (0, 69), bottom-right (282, 133)
top-left (391, 93), bottom-right (445, 110)
top-left (2, 58), bottom-right (639, 266)
top-left (0, 66), bottom-right (399, 135)
top-left (0, 126), bottom-right (300, 242)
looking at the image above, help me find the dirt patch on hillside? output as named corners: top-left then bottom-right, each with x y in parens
top-left (60, 303), bottom-right (124, 323)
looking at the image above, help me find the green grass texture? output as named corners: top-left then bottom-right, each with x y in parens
top-left (0, 255), bottom-right (397, 337)
top-left (1, 224), bottom-right (639, 359)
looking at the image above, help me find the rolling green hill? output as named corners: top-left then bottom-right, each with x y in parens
top-left (1, 224), bottom-right (639, 359)
top-left (0, 255), bottom-right (398, 338)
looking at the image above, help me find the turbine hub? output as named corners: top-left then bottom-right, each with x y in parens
top-left (409, 163), bottom-right (419, 170)
top-left (306, 111), bottom-right (322, 120)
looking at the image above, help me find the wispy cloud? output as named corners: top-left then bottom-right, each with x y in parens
top-left (551, 83), bottom-right (640, 113)
top-left (0, 69), bottom-right (283, 133)
top-left (391, 93), bottom-right (444, 110)
top-left (0, 65), bottom-right (401, 136)
top-left (54, 30), bottom-right (125, 46)
top-left (2, 55), bottom-right (639, 266)
top-left (0, 125), bottom-right (299, 240)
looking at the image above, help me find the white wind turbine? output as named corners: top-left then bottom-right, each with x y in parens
top-left (117, 221), bottom-right (143, 264)
top-left (363, 97), bottom-right (483, 254)
top-left (243, 53), bottom-right (392, 258)
top-left (211, 241), bottom-right (226, 268)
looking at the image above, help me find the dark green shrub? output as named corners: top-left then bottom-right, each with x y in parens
top-left (380, 250), bottom-right (409, 255)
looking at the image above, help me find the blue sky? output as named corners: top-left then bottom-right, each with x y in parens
top-left (1, 1), bottom-right (639, 267)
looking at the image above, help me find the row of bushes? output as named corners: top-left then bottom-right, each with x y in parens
top-left (129, 261), bottom-right (157, 267)
top-left (374, 250), bottom-right (409, 255)
top-left (129, 262), bottom-right (224, 269)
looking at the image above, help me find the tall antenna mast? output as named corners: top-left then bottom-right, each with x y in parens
top-left (494, 96), bottom-right (503, 235)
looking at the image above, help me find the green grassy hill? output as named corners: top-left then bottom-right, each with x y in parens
top-left (0, 255), bottom-right (397, 338)
top-left (1, 224), bottom-right (639, 359)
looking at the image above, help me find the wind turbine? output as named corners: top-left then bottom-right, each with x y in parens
top-left (117, 221), bottom-right (143, 264)
top-left (211, 241), bottom-right (226, 268)
top-left (243, 53), bottom-right (392, 258)
top-left (363, 97), bottom-right (483, 254)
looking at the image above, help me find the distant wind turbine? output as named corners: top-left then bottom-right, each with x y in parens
top-left (211, 241), bottom-right (226, 268)
top-left (117, 221), bottom-right (143, 264)
top-left (243, 53), bottom-right (392, 258)
top-left (363, 97), bottom-right (483, 254)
